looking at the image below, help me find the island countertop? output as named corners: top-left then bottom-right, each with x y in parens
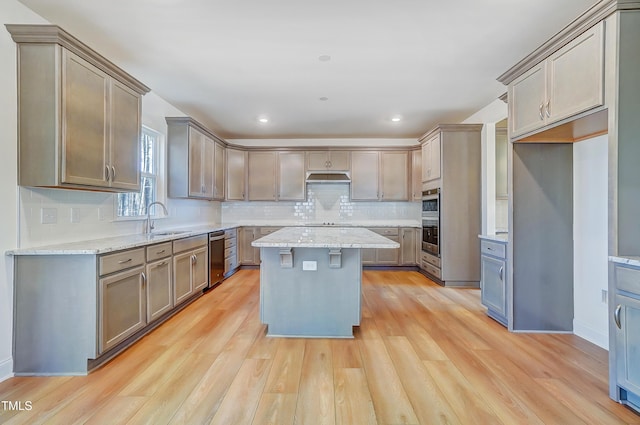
top-left (252, 227), bottom-right (400, 249)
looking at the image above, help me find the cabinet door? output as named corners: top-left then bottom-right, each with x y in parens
top-left (495, 127), bottom-right (508, 199)
top-left (509, 62), bottom-right (547, 138)
top-left (173, 251), bottom-right (194, 305)
top-left (400, 228), bottom-right (416, 265)
top-left (99, 266), bottom-right (145, 353)
top-left (248, 152), bottom-right (277, 200)
top-left (351, 151), bottom-right (379, 200)
top-left (380, 151), bottom-right (408, 201)
top-left (480, 255), bottom-right (506, 318)
top-left (278, 151), bottom-right (305, 201)
top-left (307, 151), bottom-right (330, 170)
top-left (547, 22), bottom-right (604, 125)
top-left (429, 135), bottom-right (441, 181)
top-left (202, 136), bottom-right (215, 199)
top-left (146, 259), bottom-right (173, 323)
top-left (192, 246), bottom-right (208, 292)
top-left (61, 50), bottom-right (109, 187)
top-left (377, 236), bottom-right (400, 265)
top-left (411, 149), bottom-right (422, 201)
top-left (421, 143), bottom-right (430, 183)
top-left (214, 142), bottom-right (225, 200)
top-left (328, 151), bottom-right (350, 171)
top-left (188, 129), bottom-right (205, 197)
top-left (226, 148), bottom-right (246, 200)
top-left (109, 80), bottom-right (141, 191)
top-left (240, 227), bottom-right (260, 265)
top-left (361, 248), bottom-right (376, 265)
top-left (615, 294), bottom-right (640, 395)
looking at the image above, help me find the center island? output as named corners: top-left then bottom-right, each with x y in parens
top-left (251, 226), bottom-right (400, 338)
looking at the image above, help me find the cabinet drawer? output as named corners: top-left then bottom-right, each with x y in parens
top-left (422, 262), bottom-right (441, 280)
top-left (224, 228), bottom-right (237, 239)
top-left (99, 248), bottom-right (145, 276)
top-left (225, 236), bottom-right (237, 249)
top-left (146, 242), bottom-right (173, 262)
top-left (173, 234), bottom-right (207, 254)
top-left (225, 257), bottom-right (238, 273)
top-left (370, 227), bottom-right (399, 237)
top-left (225, 246), bottom-right (237, 260)
top-left (421, 251), bottom-right (441, 268)
top-left (481, 240), bottom-right (506, 259)
top-left (615, 264), bottom-right (640, 295)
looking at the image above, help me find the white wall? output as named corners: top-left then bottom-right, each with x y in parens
top-left (573, 135), bottom-right (609, 349)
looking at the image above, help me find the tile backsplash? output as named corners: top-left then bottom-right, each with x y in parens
top-left (222, 183), bottom-right (420, 224)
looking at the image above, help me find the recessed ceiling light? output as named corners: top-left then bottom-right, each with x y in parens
top-left (318, 55), bottom-right (331, 62)
top-left (319, 97), bottom-right (329, 101)
top-left (258, 117), bottom-right (269, 123)
top-left (391, 116), bottom-right (402, 122)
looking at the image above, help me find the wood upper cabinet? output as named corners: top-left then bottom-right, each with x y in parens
top-left (7, 25), bottom-right (149, 192)
top-left (411, 149), bottom-right (422, 201)
top-left (351, 151), bottom-right (380, 200)
top-left (248, 151), bottom-right (277, 201)
top-left (277, 151), bottom-right (306, 201)
top-left (226, 148), bottom-right (246, 201)
top-left (509, 22), bottom-right (604, 138)
top-left (166, 117), bottom-right (225, 201)
top-left (307, 150), bottom-right (350, 171)
top-left (351, 151), bottom-right (409, 201)
top-left (421, 134), bottom-right (441, 183)
top-left (380, 151), bottom-right (409, 201)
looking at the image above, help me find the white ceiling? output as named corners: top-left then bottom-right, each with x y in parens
top-left (18, 0), bottom-right (598, 140)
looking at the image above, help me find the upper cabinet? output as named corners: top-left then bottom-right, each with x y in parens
top-left (247, 151), bottom-right (305, 201)
top-left (6, 25), bottom-right (150, 192)
top-left (421, 133), bottom-right (441, 183)
top-left (166, 117), bottom-right (225, 201)
top-left (411, 148), bottom-right (422, 201)
top-left (307, 150), bottom-right (350, 171)
top-left (351, 151), bottom-right (409, 201)
top-left (247, 151), bottom-right (277, 201)
top-left (226, 148), bottom-right (246, 201)
top-left (277, 151), bottom-right (306, 201)
top-left (508, 22), bottom-right (604, 139)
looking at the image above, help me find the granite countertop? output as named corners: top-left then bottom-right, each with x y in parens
top-left (224, 219), bottom-right (421, 228)
top-left (252, 227), bottom-right (400, 249)
top-left (609, 256), bottom-right (640, 267)
top-left (478, 233), bottom-right (509, 243)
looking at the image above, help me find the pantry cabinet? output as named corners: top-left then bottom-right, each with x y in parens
top-left (509, 22), bottom-right (604, 138)
top-left (7, 25), bottom-right (149, 192)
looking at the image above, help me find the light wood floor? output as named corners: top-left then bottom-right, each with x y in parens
top-left (1, 269), bottom-right (638, 425)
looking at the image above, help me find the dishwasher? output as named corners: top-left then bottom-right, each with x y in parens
top-left (209, 231), bottom-right (225, 287)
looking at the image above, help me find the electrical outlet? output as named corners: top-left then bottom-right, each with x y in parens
top-left (70, 208), bottom-right (80, 223)
top-left (41, 207), bottom-right (57, 224)
top-left (302, 261), bottom-right (317, 271)
top-left (602, 289), bottom-right (608, 304)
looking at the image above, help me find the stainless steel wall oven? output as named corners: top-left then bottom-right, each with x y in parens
top-left (422, 188), bottom-right (440, 256)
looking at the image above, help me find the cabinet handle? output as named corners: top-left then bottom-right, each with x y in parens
top-left (545, 100), bottom-right (551, 118)
top-left (487, 247), bottom-right (494, 251)
top-left (499, 266), bottom-right (504, 281)
top-left (141, 272), bottom-right (147, 286)
top-left (539, 103), bottom-right (544, 120)
top-left (328, 161), bottom-right (332, 168)
top-left (105, 165), bottom-right (110, 181)
top-left (156, 249), bottom-right (166, 254)
top-left (111, 166), bottom-right (116, 181)
top-left (325, 161), bottom-right (329, 168)
top-left (614, 304), bottom-right (622, 329)
top-left (118, 258), bottom-right (133, 264)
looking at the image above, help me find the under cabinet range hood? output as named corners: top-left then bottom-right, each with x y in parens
top-left (305, 172), bottom-right (350, 183)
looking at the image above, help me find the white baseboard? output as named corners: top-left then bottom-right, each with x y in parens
top-left (0, 356), bottom-right (13, 382)
top-left (573, 320), bottom-right (608, 350)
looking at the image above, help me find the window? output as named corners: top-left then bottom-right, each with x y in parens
top-left (116, 127), bottom-right (161, 218)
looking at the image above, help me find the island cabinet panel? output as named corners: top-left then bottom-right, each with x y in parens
top-left (248, 151), bottom-right (277, 201)
top-left (7, 25), bottom-right (148, 192)
top-left (509, 21), bottom-right (604, 139)
top-left (226, 148), bottom-right (246, 200)
top-left (306, 150), bottom-right (350, 171)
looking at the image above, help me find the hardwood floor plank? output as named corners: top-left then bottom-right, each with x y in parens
top-left (251, 393), bottom-right (297, 425)
top-left (331, 339), bottom-right (363, 369)
top-left (334, 368), bottom-right (377, 425)
top-left (294, 339), bottom-right (336, 425)
top-left (264, 338), bottom-right (305, 394)
top-left (83, 396), bottom-right (147, 425)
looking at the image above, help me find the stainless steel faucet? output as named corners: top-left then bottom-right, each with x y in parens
top-left (145, 201), bottom-right (168, 234)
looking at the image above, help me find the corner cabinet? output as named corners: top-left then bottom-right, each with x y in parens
top-left (508, 22), bottom-right (604, 139)
top-left (6, 24), bottom-right (150, 192)
top-left (166, 117), bottom-right (226, 200)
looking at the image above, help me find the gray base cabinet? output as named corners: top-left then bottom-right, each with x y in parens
top-left (479, 238), bottom-right (508, 327)
top-left (224, 228), bottom-right (239, 276)
top-left (145, 243), bottom-right (174, 323)
top-left (173, 235), bottom-right (208, 306)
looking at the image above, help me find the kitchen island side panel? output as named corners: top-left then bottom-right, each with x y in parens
top-left (14, 255), bottom-right (97, 375)
top-left (259, 247), bottom-right (361, 338)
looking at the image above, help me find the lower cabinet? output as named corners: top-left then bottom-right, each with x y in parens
top-left (145, 243), bottom-right (173, 323)
top-left (173, 235), bottom-right (208, 305)
top-left (479, 238), bottom-right (508, 326)
top-left (239, 227), bottom-right (260, 265)
top-left (362, 227), bottom-right (417, 266)
top-left (400, 228), bottom-right (418, 265)
top-left (224, 228), bottom-right (239, 276)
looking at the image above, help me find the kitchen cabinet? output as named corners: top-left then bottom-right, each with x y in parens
top-left (239, 227), bottom-right (261, 265)
top-left (166, 117), bottom-right (226, 201)
top-left (421, 133), bottom-right (441, 183)
top-left (145, 242), bottom-right (173, 323)
top-left (248, 151), bottom-right (277, 201)
top-left (98, 248), bottom-right (146, 353)
top-left (362, 228), bottom-right (400, 266)
top-left (480, 238), bottom-right (508, 326)
top-left (7, 25), bottom-right (149, 192)
top-left (224, 228), bottom-right (239, 276)
top-left (509, 22), bottom-right (604, 139)
top-left (172, 235), bottom-right (208, 306)
top-left (278, 151), bottom-right (306, 201)
top-left (411, 149), bottom-right (422, 201)
top-left (351, 151), bottom-right (409, 201)
top-left (400, 228), bottom-right (418, 265)
top-left (307, 150), bottom-right (350, 171)
top-left (495, 125), bottom-right (508, 199)
top-left (226, 148), bottom-right (246, 201)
